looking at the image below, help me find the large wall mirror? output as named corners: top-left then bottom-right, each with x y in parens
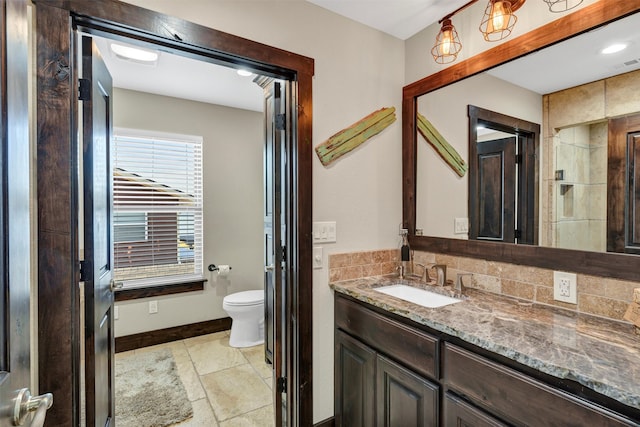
top-left (403, 3), bottom-right (640, 281)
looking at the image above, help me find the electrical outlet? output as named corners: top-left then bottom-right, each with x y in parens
top-left (114, 305), bottom-right (119, 320)
top-left (149, 300), bottom-right (158, 314)
top-left (553, 271), bottom-right (577, 304)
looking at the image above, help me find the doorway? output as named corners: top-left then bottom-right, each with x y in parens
top-left (35, 1), bottom-right (313, 426)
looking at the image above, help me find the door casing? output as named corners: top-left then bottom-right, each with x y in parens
top-left (34, 1), bottom-right (314, 425)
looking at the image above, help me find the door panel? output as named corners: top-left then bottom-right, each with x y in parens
top-left (472, 137), bottom-right (516, 243)
top-left (260, 77), bottom-right (286, 425)
top-left (82, 36), bottom-right (115, 427)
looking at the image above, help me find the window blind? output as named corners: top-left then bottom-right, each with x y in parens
top-left (112, 130), bottom-right (203, 287)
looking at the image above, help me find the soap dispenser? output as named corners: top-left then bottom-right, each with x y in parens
top-left (400, 228), bottom-right (410, 279)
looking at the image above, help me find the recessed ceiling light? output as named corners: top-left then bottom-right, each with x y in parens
top-left (601, 43), bottom-right (628, 55)
top-left (237, 69), bottom-right (253, 77)
top-left (110, 43), bottom-right (159, 62)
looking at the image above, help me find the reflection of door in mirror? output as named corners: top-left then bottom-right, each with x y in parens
top-left (468, 106), bottom-right (539, 245)
top-left (608, 113), bottom-right (640, 254)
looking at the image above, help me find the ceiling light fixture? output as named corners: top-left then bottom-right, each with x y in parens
top-left (237, 69), bottom-right (253, 77)
top-left (479, 0), bottom-right (517, 42)
top-left (601, 43), bottom-right (628, 55)
top-left (110, 43), bottom-right (159, 63)
top-left (431, 19), bottom-right (463, 64)
top-left (432, 0), bottom-right (575, 64)
top-left (542, 0), bottom-right (583, 13)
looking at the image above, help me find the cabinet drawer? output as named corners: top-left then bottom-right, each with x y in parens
top-left (335, 295), bottom-right (438, 380)
top-left (444, 393), bottom-right (507, 427)
top-left (443, 343), bottom-right (635, 426)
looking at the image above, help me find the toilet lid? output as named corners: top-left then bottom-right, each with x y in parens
top-left (224, 290), bottom-right (264, 306)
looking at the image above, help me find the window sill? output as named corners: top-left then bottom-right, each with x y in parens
top-left (115, 279), bottom-right (206, 302)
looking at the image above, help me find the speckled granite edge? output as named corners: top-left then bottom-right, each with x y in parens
top-left (330, 276), bottom-right (640, 411)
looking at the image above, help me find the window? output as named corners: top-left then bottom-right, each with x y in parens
top-left (113, 129), bottom-right (203, 287)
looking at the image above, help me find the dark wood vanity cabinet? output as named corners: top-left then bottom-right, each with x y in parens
top-left (335, 295), bottom-right (440, 426)
top-left (335, 294), bottom-right (640, 427)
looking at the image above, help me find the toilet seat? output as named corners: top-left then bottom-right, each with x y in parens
top-left (223, 290), bottom-right (263, 306)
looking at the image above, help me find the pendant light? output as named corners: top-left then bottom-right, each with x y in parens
top-left (542, 0), bottom-right (583, 13)
top-left (479, 0), bottom-right (517, 42)
top-left (431, 19), bottom-right (463, 64)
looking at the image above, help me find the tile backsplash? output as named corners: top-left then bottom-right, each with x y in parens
top-left (329, 249), bottom-right (637, 323)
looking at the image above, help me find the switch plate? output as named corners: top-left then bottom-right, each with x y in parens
top-left (149, 300), bottom-right (159, 314)
top-left (553, 271), bottom-right (577, 304)
top-left (313, 221), bottom-right (337, 243)
top-left (454, 217), bottom-right (469, 234)
top-left (313, 246), bottom-right (323, 269)
top-left (114, 305), bottom-right (119, 320)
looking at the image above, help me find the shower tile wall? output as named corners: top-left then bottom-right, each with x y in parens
top-left (553, 122), bottom-right (607, 252)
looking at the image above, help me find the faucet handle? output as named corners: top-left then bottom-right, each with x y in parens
top-left (455, 273), bottom-right (473, 297)
top-left (414, 263), bottom-right (431, 283)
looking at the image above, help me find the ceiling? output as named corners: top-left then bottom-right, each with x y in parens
top-left (94, 3), bottom-right (640, 112)
top-left (306, 0), bottom-right (469, 40)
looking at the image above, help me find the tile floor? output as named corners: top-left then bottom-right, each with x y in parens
top-left (116, 331), bottom-right (275, 426)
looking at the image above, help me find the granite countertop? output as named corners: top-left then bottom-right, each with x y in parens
top-left (330, 275), bottom-right (640, 411)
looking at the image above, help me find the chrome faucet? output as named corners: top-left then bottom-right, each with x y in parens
top-left (413, 263), bottom-right (430, 283)
top-left (455, 273), bottom-right (473, 297)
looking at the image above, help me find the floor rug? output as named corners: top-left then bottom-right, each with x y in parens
top-left (115, 348), bottom-right (193, 427)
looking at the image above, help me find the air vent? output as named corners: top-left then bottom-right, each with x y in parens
top-left (623, 59), bottom-right (639, 67)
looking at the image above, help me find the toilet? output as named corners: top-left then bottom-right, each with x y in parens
top-left (222, 290), bottom-right (265, 348)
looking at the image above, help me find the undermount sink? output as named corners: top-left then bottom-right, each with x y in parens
top-left (374, 284), bottom-right (462, 308)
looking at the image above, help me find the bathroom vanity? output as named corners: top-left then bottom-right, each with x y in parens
top-left (332, 277), bottom-right (640, 426)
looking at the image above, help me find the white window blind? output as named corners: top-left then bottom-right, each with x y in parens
top-left (112, 129), bottom-right (203, 287)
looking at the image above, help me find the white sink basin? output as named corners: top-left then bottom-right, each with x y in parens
top-left (374, 284), bottom-right (462, 308)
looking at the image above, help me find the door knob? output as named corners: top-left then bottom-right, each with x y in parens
top-left (110, 279), bottom-right (124, 292)
top-left (13, 388), bottom-right (53, 426)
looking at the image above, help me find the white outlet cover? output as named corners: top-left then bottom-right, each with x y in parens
top-left (553, 271), bottom-right (577, 304)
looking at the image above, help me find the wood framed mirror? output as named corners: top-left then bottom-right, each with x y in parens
top-left (402, 2), bottom-right (640, 281)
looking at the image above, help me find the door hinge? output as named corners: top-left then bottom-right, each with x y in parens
top-left (515, 154), bottom-right (523, 164)
top-left (514, 229), bottom-right (522, 239)
top-left (79, 260), bottom-right (87, 282)
top-left (276, 377), bottom-right (287, 393)
top-left (275, 113), bottom-right (286, 131)
top-left (78, 79), bottom-right (91, 101)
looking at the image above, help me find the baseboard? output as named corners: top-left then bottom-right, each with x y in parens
top-left (314, 417), bottom-right (335, 427)
top-left (115, 317), bottom-right (232, 353)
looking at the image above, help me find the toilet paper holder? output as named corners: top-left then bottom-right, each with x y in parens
top-left (208, 264), bottom-right (232, 272)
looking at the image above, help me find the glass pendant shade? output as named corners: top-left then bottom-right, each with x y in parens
top-left (431, 19), bottom-right (462, 64)
top-left (542, 0), bottom-right (583, 13)
top-left (479, 0), bottom-right (517, 42)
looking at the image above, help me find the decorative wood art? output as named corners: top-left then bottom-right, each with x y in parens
top-left (315, 107), bottom-right (396, 167)
top-left (417, 112), bottom-right (467, 177)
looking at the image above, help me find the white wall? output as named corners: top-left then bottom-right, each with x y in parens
top-left (113, 88), bottom-right (264, 336)
top-left (120, 1), bottom-right (405, 422)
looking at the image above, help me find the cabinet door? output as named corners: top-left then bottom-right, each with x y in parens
top-left (335, 330), bottom-right (376, 427)
top-left (376, 355), bottom-right (439, 427)
top-left (444, 393), bottom-right (507, 427)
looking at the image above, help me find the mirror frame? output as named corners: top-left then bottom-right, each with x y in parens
top-left (403, 2), bottom-right (640, 282)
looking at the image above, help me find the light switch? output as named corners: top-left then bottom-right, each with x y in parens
top-left (454, 217), bottom-right (469, 234)
top-left (313, 246), bottom-right (323, 269)
top-left (313, 221), bottom-right (337, 243)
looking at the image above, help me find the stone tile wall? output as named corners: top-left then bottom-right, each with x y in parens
top-left (329, 249), bottom-right (637, 323)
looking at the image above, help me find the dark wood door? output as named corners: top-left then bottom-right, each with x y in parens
top-left (82, 36), bottom-right (115, 427)
top-left (334, 330), bottom-right (376, 427)
top-left (376, 355), bottom-right (439, 427)
top-left (259, 76), bottom-right (286, 425)
top-left (470, 137), bottom-right (516, 243)
top-left (443, 393), bottom-right (507, 427)
top-left (608, 113), bottom-right (640, 254)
